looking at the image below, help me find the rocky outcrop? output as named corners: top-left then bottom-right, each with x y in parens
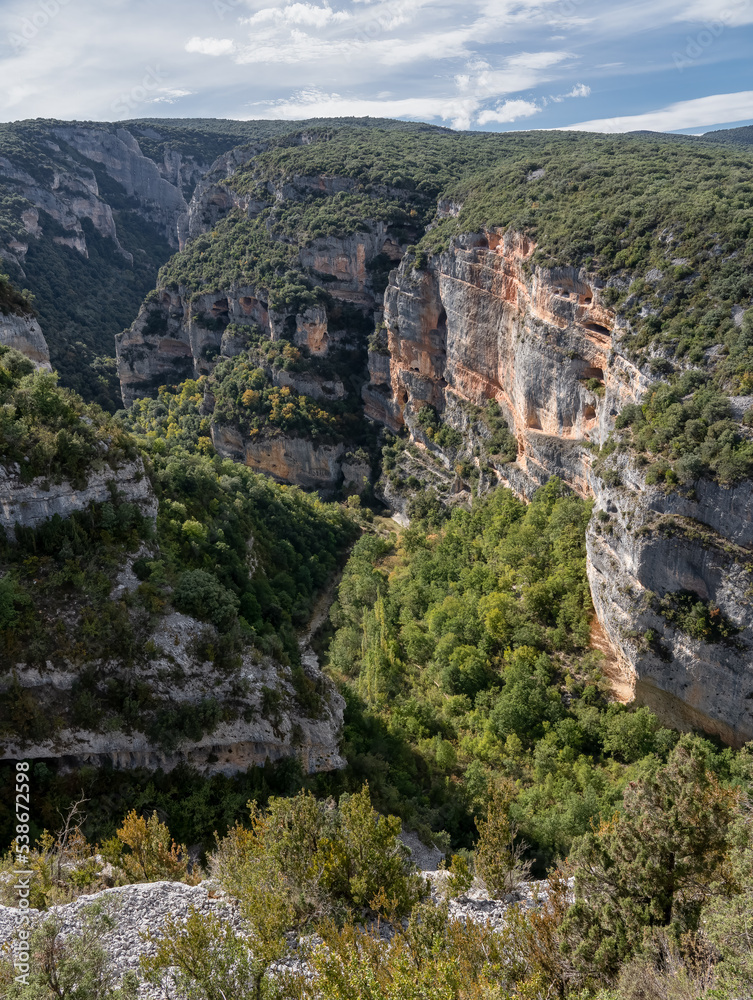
top-left (0, 124), bottom-right (225, 272)
top-left (52, 126), bottom-right (190, 246)
top-left (117, 148), bottom-right (409, 489)
top-left (0, 605), bottom-right (345, 775)
top-left (365, 229), bottom-right (753, 745)
top-left (0, 873), bottom-right (552, 1000)
top-left (0, 881), bottom-right (242, 1000)
top-left (0, 459), bottom-right (156, 540)
top-left (0, 310), bottom-right (51, 369)
top-left (0, 454), bottom-right (344, 774)
top-left (211, 424), bottom-right (346, 493)
top-left (366, 230), bottom-right (646, 498)
top-left (587, 462), bottom-right (753, 745)
top-left (117, 218), bottom-right (403, 406)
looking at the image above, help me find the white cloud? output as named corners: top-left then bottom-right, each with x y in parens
top-left (244, 3), bottom-right (350, 28)
top-left (250, 88), bottom-right (480, 129)
top-left (477, 98), bottom-right (541, 124)
top-left (564, 90), bottom-right (753, 132)
top-left (506, 50), bottom-right (570, 70)
top-left (676, 0), bottom-right (753, 27)
top-left (185, 36), bottom-right (236, 56)
top-left (551, 82), bottom-right (590, 101)
top-left (368, 30), bottom-right (472, 66)
top-left (234, 30), bottom-right (357, 64)
top-left (149, 88), bottom-right (194, 104)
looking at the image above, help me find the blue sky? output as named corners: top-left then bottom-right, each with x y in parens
top-left (0, 0), bottom-right (751, 132)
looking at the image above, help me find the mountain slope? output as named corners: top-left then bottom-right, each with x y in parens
top-left (0, 117), bottom-right (443, 409)
top-left (117, 125), bottom-right (753, 744)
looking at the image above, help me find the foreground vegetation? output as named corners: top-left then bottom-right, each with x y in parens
top-left (3, 752), bottom-right (753, 999)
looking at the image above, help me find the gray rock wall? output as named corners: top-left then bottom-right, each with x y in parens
top-left (0, 311), bottom-right (51, 369)
top-left (366, 228), bottom-right (753, 744)
top-left (0, 459), bottom-right (157, 541)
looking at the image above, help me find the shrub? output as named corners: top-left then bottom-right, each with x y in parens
top-left (106, 810), bottom-right (192, 883)
top-left (173, 569), bottom-right (239, 632)
top-left (473, 782), bottom-right (531, 898)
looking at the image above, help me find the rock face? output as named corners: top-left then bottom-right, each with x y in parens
top-left (211, 424), bottom-right (346, 493)
top-left (0, 459), bottom-right (155, 540)
top-left (366, 230), bottom-right (646, 498)
top-left (52, 126), bottom-right (191, 247)
top-left (0, 310), bottom-right (51, 369)
top-left (587, 462), bottom-right (753, 745)
top-left (0, 462), bottom-right (344, 775)
top-left (117, 143), bottom-right (410, 490)
top-left (365, 229), bottom-right (753, 745)
top-left (0, 124), bottom-right (223, 271)
top-left (0, 605), bottom-right (345, 776)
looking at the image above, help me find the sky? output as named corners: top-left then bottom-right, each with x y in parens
top-left (0, 0), bottom-right (752, 133)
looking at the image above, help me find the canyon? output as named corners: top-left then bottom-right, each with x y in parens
top-left (116, 158), bottom-right (752, 744)
top-left (366, 228), bottom-right (752, 744)
top-left (2, 122), bottom-right (752, 758)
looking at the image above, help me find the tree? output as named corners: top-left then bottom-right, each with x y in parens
top-left (564, 738), bottom-right (739, 980)
top-left (173, 569), bottom-right (239, 632)
top-left (473, 781), bottom-right (531, 899)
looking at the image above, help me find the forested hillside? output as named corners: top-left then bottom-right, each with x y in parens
top-left (0, 117), bottom-right (443, 409)
top-left (2, 117), bottom-right (753, 999)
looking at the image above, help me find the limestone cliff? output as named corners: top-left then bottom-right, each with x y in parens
top-left (0, 456), bottom-right (345, 775)
top-left (587, 461), bottom-right (753, 745)
top-left (0, 309), bottom-right (51, 370)
top-left (366, 230), bottom-right (646, 497)
top-left (117, 143), bottom-right (409, 490)
top-left (0, 603), bottom-right (345, 776)
top-left (0, 458), bottom-right (156, 540)
top-left (365, 229), bottom-right (753, 745)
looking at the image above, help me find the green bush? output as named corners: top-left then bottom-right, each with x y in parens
top-left (173, 569), bottom-right (240, 633)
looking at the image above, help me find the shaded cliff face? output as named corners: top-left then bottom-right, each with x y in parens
top-left (0, 458), bottom-right (155, 541)
top-left (0, 459), bottom-right (345, 776)
top-left (0, 597), bottom-right (345, 777)
top-left (0, 120), bottom-right (296, 407)
top-left (0, 310), bottom-right (50, 370)
top-left (366, 229), bottom-right (753, 744)
top-left (117, 142), bottom-right (411, 490)
top-left (587, 461), bottom-right (753, 745)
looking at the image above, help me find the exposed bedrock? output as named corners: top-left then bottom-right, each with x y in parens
top-left (0, 310), bottom-right (51, 370)
top-left (0, 451), bottom-right (345, 773)
top-left (117, 221), bottom-right (404, 489)
top-left (0, 458), bottom-right (157, 541)
top-left (366, 229), bottom-right (646, 490)
top-left (52, 126), bottom-right (191, 246)
top-left (211, 424), bottom-right (347, 493)
top-left (587, 464), bottom-right (753, 745)
top-left (366, 228), bottom-right (753, 744)
top-left (0, 609), bottom-right (345, 776)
